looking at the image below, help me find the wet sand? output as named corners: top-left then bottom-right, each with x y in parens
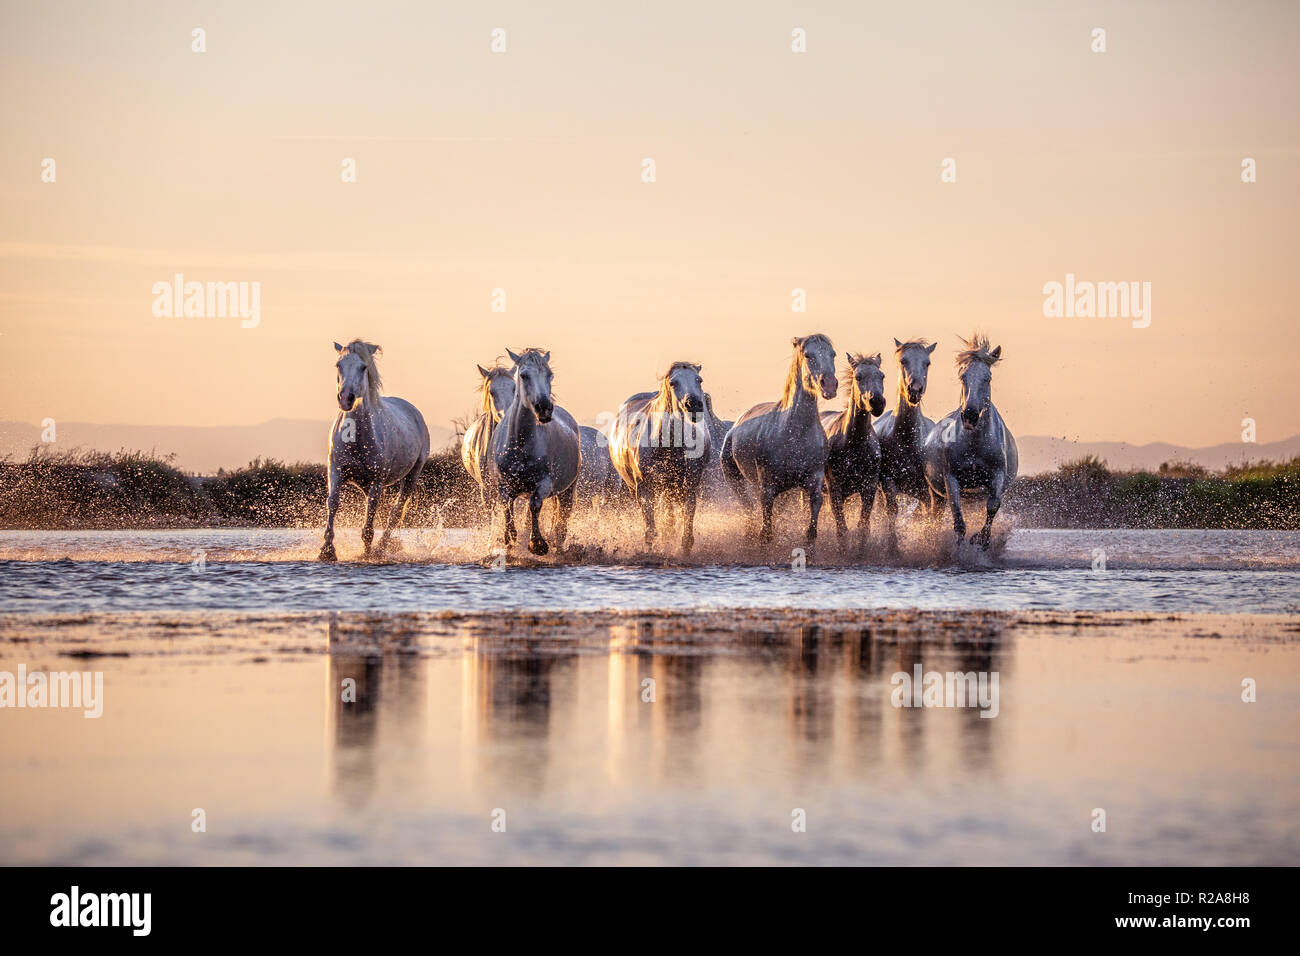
top-left (1, 608), bottom-right (1296, 865)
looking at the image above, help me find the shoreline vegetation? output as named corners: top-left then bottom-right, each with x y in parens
top-left (0, 446), bottom-right (1296, 531)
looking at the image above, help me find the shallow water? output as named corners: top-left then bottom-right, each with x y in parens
top-left (1, 528), bottom-right (1297, 614)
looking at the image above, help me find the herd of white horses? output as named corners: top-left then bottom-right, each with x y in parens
top-left (317, 334), bottom-right (1018, 562)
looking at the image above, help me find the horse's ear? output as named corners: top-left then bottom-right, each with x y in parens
top-left (893, 337), bottom-right (902, 349)
top-left (925, 342), bottom-right (937, 354)
top-left (791, 336), bottom-right (803, 347)
top-left (506, 348), bottom-right (521, 364)
top-left (543, 351), bottom-right (551, 363)
top-left (333, 341), bottom-right (343, 352)
top-left (693, 363), bottom-right (702, 373)
top-left (990, 345), bottom-right (1002, 361)
top-left (870, 352), bottom-right (882, 366)
top-left (477, 364), bottom-right (490, 378)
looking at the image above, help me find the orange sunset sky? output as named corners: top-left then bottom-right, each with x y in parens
top-left (1, 0), bottom-right (1297, 448)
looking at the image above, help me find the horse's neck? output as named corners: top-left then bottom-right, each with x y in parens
top-left (783, 364), bottom-right (819, 425)
top-left (845, 393), bottom-right (873, 441)
top-left (350, 395), bottom-right (386, 447)
top-left (894, 382), bottom-right (923, 438)
top-left (501, 395), bottom-right (538, 446)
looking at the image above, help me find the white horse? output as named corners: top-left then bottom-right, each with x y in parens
top-left (319, 340), bottom-right (431, 561)
top-left (924, 334), bottom-right (1019, 549)
top-left (608, 362), bottom-right (711, 553)
top-left (874, 338), bottom-right (937, 551)
top-left (721, 334), bottom-right (839, 546)
top-left (491, 348), bottom-right (582, 555)
top-left (821, 352), bottom-right (887, 547)
top-left (461, 363), bottom-right (515, 506)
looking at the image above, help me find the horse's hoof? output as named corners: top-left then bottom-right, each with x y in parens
top-left (317, 545), bottom-right (337, 562)
top-left (529, 538), bottom-right (549, 556)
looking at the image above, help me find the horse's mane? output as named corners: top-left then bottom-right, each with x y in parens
top-left (652, 361), bottom-right (701, 413)
top-left (478, 361), bottom-right (512, 417)
top-left (894, 338), bottom-right (931, 356)
top-left (780, 334), bottom-right (832, 409)
top-left (955, 333), bottom-right (1001, 373)
top-left (340, 339), bottom-right (383, 399)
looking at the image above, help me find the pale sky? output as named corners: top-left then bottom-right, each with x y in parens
top-left (2, 0), bottom-right (1297, 447)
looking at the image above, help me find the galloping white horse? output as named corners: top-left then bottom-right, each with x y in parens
top-left (461, 363), bottom-right (515, 506)
top-left (608, 362), bottom-right (711, 553)
top-left (874, 338), bottom-right (937, 551)
top-left (319, 340), bottom-right (431, 561)
top-left (491, 348), bottom-right (582, 555)
top-left (721, 334), bottom-right (839, 546)
top-left (924, 334), bottom-right (1018, 549)
top-left (821, 352), bottom-right (887, 546)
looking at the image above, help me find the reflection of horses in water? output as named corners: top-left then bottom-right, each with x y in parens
top-left (821, 352), bottom-right (887, 549)
top-left (607, 362), bottom-right (711, 553)
top-left (319, 340), bottom-right (430, 562)
top-left (490, 348), bottom-right (581, 556)
top-left (721, 334), bottom-right (838, 546)
top-left (874, 338), bottom-right (937, 552)
top-left (924, 334), bottom-right (1018, 550)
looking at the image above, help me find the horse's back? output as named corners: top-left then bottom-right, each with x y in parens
top-left (382, 396), bottom-right (431, 457)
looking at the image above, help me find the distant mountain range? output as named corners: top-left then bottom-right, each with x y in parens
top-left (0, 419), bottom-right (1294, 477)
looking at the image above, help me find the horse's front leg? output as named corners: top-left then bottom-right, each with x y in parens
top-left (827, 474), bottom-right (848, 540)
top-left (974, 470), bottom-right (1005, 550)
top-left (804, 471), bottom-right (824, 546)
top-left (636, 480), bottom-right (657, 549)
top-left (857, 479), bottom-right (877, 551)
top-left (553, 480), bottom-right (576, 551)
top-left (498, 487), bottom-right (517, 549)
top-left (528, 476), bottom-right (554, 555)
top-left (360, 479), bottom-right (383, 557)
top-left (881, 477), bottom-right (901, 555)
top-left (318, 468), bottom-right (342, 562)
top-left (945, 472), bottom-right (966, 543)
top-left (680, 485), bottom-right (698, 555)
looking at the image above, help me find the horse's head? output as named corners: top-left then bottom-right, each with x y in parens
top-left (662, 362), bottom-right (706, 416)
top-left (844, 352), bottom-right (886, 417)
top-left (893, 338), bottom-right (936, 406)
top-left (795, 334), bottom-right (838, 400)
top-left (334, 340), bottom-right (381, 412)
top-left (955, 333), bottom-right (1002, 431)
top-left (477, 363), bottom-right (516, 422)
top-left (506, 348), bottom-right (555, 423)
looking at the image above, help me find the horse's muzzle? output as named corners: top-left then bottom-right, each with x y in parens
top-left (869, 395), bottom-right (886, 416)
top-left (961, 408), bottom-right (980, 429)
top-left (907, 387), bottom-right (923, 405)
top-left (536, 403), bottom-right (554, 423)
top-left (820, 377), bottom-right (838, 400)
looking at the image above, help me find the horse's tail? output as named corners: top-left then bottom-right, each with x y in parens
top-left (719, 428), bottom-right (752, 510)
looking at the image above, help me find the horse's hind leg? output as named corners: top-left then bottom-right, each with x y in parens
top-left (827, 478), bottom-right (847, 539)
top-left (318, 469), bottom-right (342, 562)
top-left (377, 467), bottom-right (421, 554)
top-left (553, 481), bottom-right (576, 551)
top-left (759, 482), bottom-right (776, 546)
top-left (361, 478), bottom-right (383, 557)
